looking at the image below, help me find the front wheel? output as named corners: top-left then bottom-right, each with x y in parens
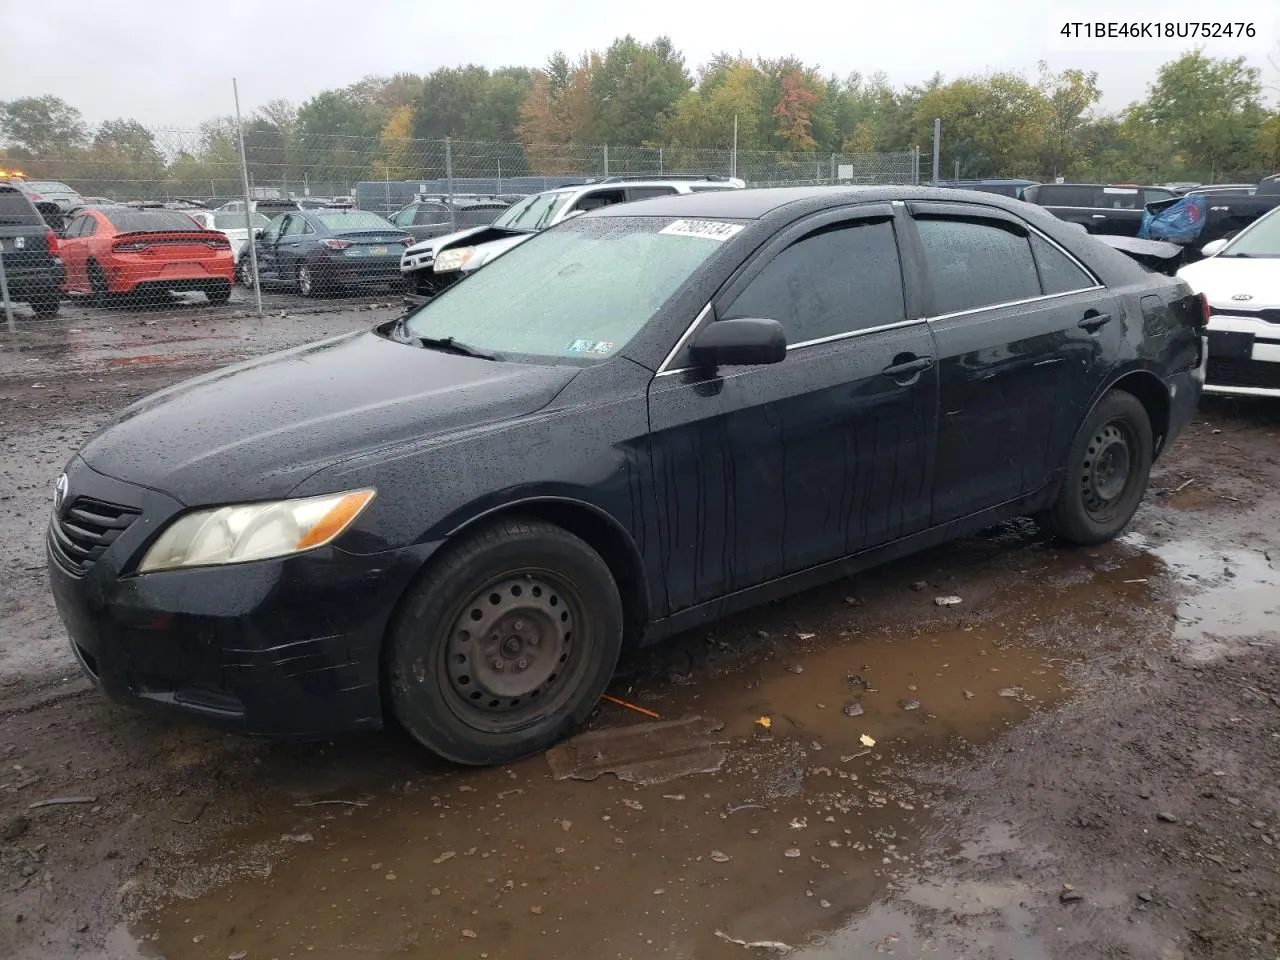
top-left (387, 517), bottom-right (624, 766)
top-left (1039, 390), bottom-right (1153, 545)
top-left (297, 264), bottom-right (320, 298)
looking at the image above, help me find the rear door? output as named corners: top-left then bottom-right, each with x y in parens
top-left (1093, 187), bottom-right (1145, 236)
top-left (904, 202), bottom-right (1118, 523)
top-left (647, 205), bottom-right (938, 611)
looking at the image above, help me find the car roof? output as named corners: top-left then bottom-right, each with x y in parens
top-left (588, 185), bottom-right (1080, 223)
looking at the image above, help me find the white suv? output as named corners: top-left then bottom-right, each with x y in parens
top-left (399, 175), bottom-right (745, 301)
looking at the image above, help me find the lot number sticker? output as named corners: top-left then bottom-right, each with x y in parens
top-left (659, 219), bottom-right (745, 242)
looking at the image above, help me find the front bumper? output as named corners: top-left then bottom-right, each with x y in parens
top-left (45, 457), bottom-right (436, 738)
top-left (1204, 315), bottom-right (1280, 397)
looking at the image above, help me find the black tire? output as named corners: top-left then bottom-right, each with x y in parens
top-left (87, 260), bottom-right (109, 304)
top-left (30, 295), bottom-right (60, 317)
top-left (204, 281), bottom-right (231, 305)
top-left (1040, 390), bottom-right (1153, 546)
top-left (387, 517), bottom-right (623, 766)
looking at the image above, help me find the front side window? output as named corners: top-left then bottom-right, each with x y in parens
top-left (915, 217), bottom-right (1040, 314)
top-left (722, 219), bottom-right (906, 344)
top-left (414, 203), bottom-right (451, 226)
top-left (1220, 208), bottom-right (1280, 258)
top-left (403, 216), bottom-right (734, 361)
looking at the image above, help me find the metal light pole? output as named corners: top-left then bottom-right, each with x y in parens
top-left (931, 118), bottom-right (941, 186)
top-left (233, 79), bottom-right (263, 318)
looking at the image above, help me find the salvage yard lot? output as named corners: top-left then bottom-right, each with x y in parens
top-left (0, 304), bottom-right (1277, 960)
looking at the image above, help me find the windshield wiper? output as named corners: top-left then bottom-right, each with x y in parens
top-left (413, 335), bottom-right (500, 361)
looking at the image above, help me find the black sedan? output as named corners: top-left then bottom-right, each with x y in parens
top-left (240, 208), bottom-right (413, 296)
top-left (46, 187), bottom-right (1206, 766)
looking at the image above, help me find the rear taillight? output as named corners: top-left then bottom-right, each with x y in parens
top-left (321, 239), bottom-right (352, 251)
top-left (1197, 292), bottom-right (1211, 328)
top-left (398, 236), bottom-right (414, 246)
top-left (44, 228), bottom-right (58, 257)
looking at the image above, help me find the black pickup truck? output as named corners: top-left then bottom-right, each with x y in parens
top-left (1020, 183), bottom-right (1181, 236)
top-left (1191, 174), bottom-right (1280, 248)
top-left (0, 183), bottom-right (64, 317)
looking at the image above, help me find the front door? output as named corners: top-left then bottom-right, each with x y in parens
top-left (254, 214), bottom-right (287, 282)
top-left (647, 206), bottom-right (939, 613)
top-left (903, 203), bottom-right (1121, 524)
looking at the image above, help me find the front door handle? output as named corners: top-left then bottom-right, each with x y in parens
top-left (881, 355), bottom-right (934, 379)
top-left (1078, 311), bottom-right (1112, 332)
top-left (1091, 214), bottom-right (1107, 219)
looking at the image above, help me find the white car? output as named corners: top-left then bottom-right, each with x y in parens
top-left (185, 209), bottom-right (272, 264)
top-left (399, 176), bottom-right (746, 300)
top-left (1177, 206), bottom-right (1280, 398)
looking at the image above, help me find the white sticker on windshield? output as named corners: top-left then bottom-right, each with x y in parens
top-left (659, 219), bottom-right (745, 242)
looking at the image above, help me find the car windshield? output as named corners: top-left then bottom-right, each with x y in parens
top-left (214, 212), bottom-right (269, 230)
top-left (490, 192), bottom-right (570, 232)
top-left (316, 211), bottom-right (396, 231)
top-left (1221, 210), bottom-right (1280, 257)
top-left (402, 216), bottom-right (734, 361)
top-left (103, 209), bottom-right (204, 232)
top-left (25, 181), bottom-right (76, 194)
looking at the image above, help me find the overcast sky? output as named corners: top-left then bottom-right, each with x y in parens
top-left (1, 0), bottom-right (1277, 130)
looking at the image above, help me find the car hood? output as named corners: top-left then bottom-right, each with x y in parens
top-left (1178, 257), bottom-right (1280, 309)
top-left (404, 225), bottom-right (492, 257)
top-left (78, 330), bottom-right (578, 505)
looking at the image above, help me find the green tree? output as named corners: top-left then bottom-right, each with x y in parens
top-left (0, 95), bottom-right (87, 155)
top-left (916, 72), bottom-right (1047, 177)
top-left (1037, 63), bottom-right (1101, 178)
top-left (1141, 49), bottom-right (1264, 180)
top-left (589, 35), bottom-right (691, 146)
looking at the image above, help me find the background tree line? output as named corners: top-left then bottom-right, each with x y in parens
top-left (2, 36), bottom-right (1277, 199)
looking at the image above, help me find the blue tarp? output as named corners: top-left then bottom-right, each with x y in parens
top-left (1138, 192), bottom-right (1207, 244)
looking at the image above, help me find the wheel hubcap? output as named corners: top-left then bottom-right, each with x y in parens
top-left (446, 576), bottom-right (572, 715)
top-left (1081, 421), bottom-right (1133, 516)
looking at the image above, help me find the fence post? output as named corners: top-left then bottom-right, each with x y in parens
top-left (830, 153), bottom-right (836, 182)
top-left (931, 118), bottom-right (941, 186)
top-left (445, 137), bottom-right (454, 205)
top-left (603, 144), bottom-right (609, 176)
top-left (659, 146), bottom-right (664, 174)
top-left (0, 245), bottom-right (15, 335)
top-left (232, 78), bottom-right (263, 319)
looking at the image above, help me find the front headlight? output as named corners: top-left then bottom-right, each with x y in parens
top-left (138, 489), bottom-right (376, 573)
top-left (434, 247), bottom-right (475, 273)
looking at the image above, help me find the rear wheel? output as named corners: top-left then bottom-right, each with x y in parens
top-left (30, 295), bottom-right (60, 317)
top-left (204, 281), bottom-right (231, 305)
top-left (87, 260), bottom-right (109, 304)
top-left (387, 517), bottom-right (623, 766)
top-left (1039, 390), bottom-right (1153, 545)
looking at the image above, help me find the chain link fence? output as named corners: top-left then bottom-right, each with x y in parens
top-left (1, 127), bottom-right (922, 319)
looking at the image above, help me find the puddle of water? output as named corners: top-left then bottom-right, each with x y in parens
top-left (133, 539), bottom-right (1172, 960)
top-left (1124, 533), bottom-right (1280, 659)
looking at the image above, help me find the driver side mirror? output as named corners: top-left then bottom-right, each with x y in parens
top-left (688, 317), bottom-right (787, 369)
top-left (1199, 238), bottom-right (1228, 257)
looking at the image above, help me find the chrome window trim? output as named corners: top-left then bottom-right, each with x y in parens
top-left (652, 212), bottom-right (1107, 378)
top-left (924, 285), bottom-right (1106, 323)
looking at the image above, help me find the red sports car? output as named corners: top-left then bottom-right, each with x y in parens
top-left (60, 206), bottom-right (235, 303)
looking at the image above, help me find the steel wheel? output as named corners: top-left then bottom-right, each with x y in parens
top-left (1080, 420), bottom-right (1135, 522)
top-left (297, 264), bottom-right (315, 297)
top-left (387, 517), bottom-right (624, 765)
top-left (443, 573), bottom-right (583, 731)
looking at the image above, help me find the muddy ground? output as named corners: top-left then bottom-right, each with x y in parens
top-left (0, 302), bottom-right (1276, 960)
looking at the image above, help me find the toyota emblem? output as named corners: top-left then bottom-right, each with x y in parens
top-left (53, 473), bottom-right (68, 514)
top-left (1231, 293), bottom-right (1254, 301)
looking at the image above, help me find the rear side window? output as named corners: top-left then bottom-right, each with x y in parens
top-left (1033, 185), bottom-right (1096, 207)
top-left (414, 203), bottom-right (451, 226)
top-left (572, 189), bottom-right (626, 212)
top-left (723, 219), bottom-right (906, 343)
top-left (915, 218), bottom-right (1040, 314)
top-left (1030, 234), bottom-right (1095, 294)
top-left (626, 186), bottom-right (679, 200)
top-left (1142, 188), bottom-right (1176, 205)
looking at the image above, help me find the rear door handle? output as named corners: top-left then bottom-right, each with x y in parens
top-left (1091, 214), bottom-right (1107, 219)
top-left (1079, 311), bottom-right (1112, 332)
top-left (881, 356), bottom-right (934, 378)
